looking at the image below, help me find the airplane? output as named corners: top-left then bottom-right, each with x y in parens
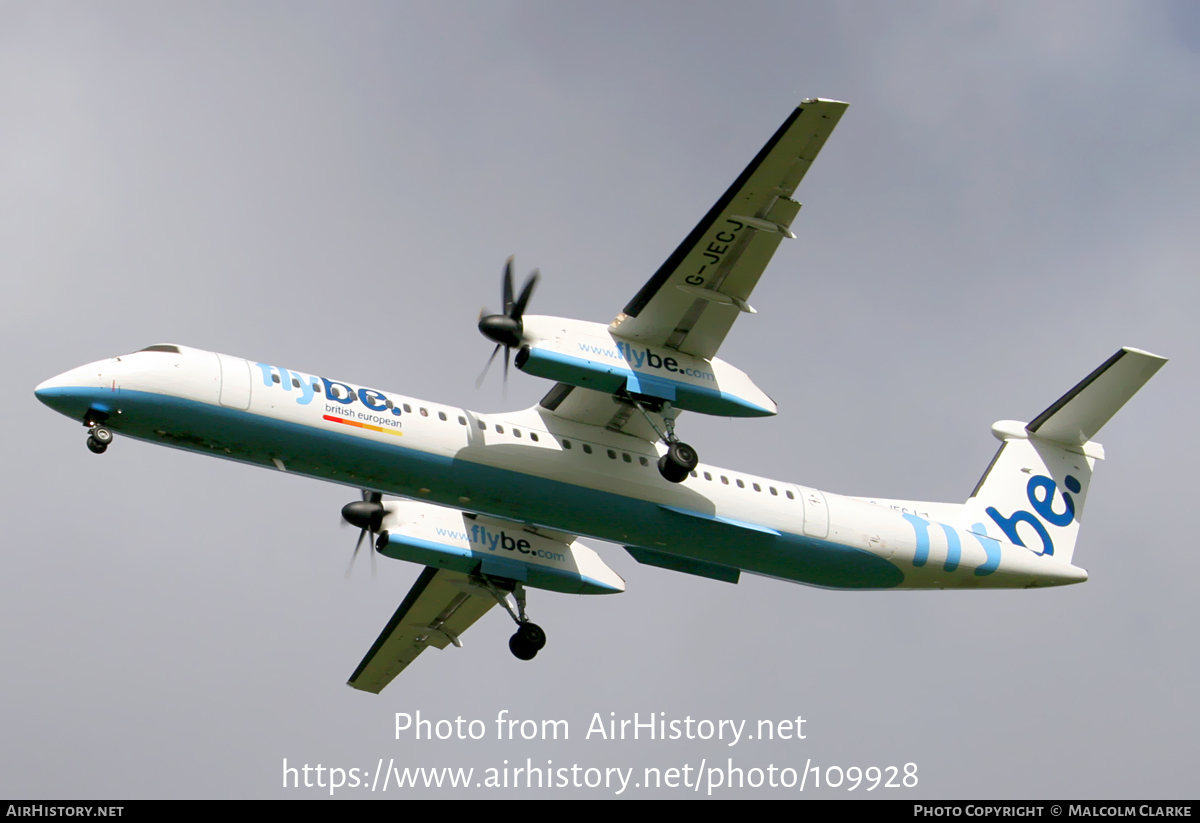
top-left (34, 99), bottom-right (1166, 694)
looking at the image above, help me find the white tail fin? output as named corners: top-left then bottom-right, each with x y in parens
top-left (961, 348), bottom-right (1166, 565)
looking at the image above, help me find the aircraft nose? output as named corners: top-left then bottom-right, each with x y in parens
top-left (34, 365), bottom-right (105, 419)
top-left (34, 373), bottom-right (69, 402)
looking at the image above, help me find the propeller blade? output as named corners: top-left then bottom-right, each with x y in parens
top-left (502, 344), bottom-right (511, 399)
top-left (344, 488), bottom-right (385, 579)
top-left (476, 343), bottom-right (502, 388)
top-left (502, 257), bottom-right (515, 315)
top-left (476, 257), bottom-right (540, 390)
top-left (346, 528), bottom-right (367, 578)
top-left (511, 269), bottom-right (538, 321)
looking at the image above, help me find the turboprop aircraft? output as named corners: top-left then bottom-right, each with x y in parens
top-left (34, 99), bottom-right (1166, 694)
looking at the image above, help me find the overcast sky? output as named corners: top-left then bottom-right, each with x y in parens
top-left (3, 1), bottom-right (1198, 798)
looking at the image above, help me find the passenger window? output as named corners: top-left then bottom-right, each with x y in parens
top-left (770, 487), bottom-right (778, 496)
top-left (736, 479), bottom-right (745, 489)
top-left (420, 408), bottom-right (428, 417)
top-left (607, 449), bottom-right (616, 459)
top-left (704, 472), bottom-right (712, 481)
top-left (689, 470), bottom-right (697, 477)
top-left (458, 416), bottom-right (466, 425)
top-left (582, 444), bottom-right (593, 454)
top-left (291, 377), bottom-right (300, 388)
top-left (562, 439), bottom-right (572, 449)
top-left (495, 425), bottom-right (504, 434)
top-left (530, 432), bottom-right (539, 442)
top-left (753, 483), bottom-right (761, 492)
top-left (623, 453), bottom-right (632, 463)
top-left (721, 476), bottom-right (729, 485)
top-left (513, 429), bottom-right (521, 438)
top-left (478, 420), bottom-right (487, 430)
top-left (639, 456), bottom-right (649, 467)
top-left (786, 490), bottom-right (795, 500)
top-left (313, 383), bottom-right (321, 393)
top-left (272, 373), bottom-right (280, 384)
top-left (438, 411), bottom-right (447, 421)
top-left (403, 404), bottom-right (412, 413)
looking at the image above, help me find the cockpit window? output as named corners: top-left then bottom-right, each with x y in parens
top-left (137, 345), bottom-right (181, 354)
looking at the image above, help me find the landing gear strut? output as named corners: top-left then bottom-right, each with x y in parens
top-left (480, 578), bottom-right (547, 661)
top-left (625, 395), bottom-right (698, 483)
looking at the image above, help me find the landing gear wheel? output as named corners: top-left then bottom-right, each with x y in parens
top-left (90, 426), bottom-right (113, 446)
top-left (517, 621), bottom-right (546, 651)
top-left (509, 632), bottom-right (538, 661)
top-left (482, 580), bottom-right (545, 661)
top-left (86, 436), bottom-right (108, 455)
top-left (657, 441), bottom-right (698, 483)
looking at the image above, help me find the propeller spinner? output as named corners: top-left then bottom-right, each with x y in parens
top-left (341, 489), bottom-right (385, 577)
top-left (476, 257), bottom-right (538, 387)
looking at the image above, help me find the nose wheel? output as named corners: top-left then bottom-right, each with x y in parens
top-left (86, 425), bottom-right (113, 454)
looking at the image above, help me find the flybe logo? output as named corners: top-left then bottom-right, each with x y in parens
top-left (901, 473), bottom-right (1079, 574)
top-left (434, 525), bottom-right (566, 562)
top-left (575, 341), bottom-right (715, 381)
top-left (984, 474), bottom-right (1080, 558)
top-left (902, 514), bottom-right (1002, 577)
top-left (253, 363), bottom-right (401, 416)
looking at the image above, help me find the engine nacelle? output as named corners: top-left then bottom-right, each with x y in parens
top-left (375, 501), bottom-right (625, 595)
top-left (516, 316), bottom-right (776, 418)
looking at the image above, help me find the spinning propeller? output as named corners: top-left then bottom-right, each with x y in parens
top-left (341, 490), bottom-right (385, 577)
top-left (476, 257), bottom-right (538, 388)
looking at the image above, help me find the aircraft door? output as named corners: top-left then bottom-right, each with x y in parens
top-left (216, 353), bottom-right (252, 410)
top-left (800, 487), bottom-right (829, 539)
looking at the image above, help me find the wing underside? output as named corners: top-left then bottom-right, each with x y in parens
top-left (347, 567), bottom-right (497, 694)
top-left (609, 99), bottom-right (847, 360)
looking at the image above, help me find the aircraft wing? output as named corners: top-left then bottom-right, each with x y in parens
top-left (536, 381), bottom-right (665, 441)
top-left (347, 566), bottom-right (497, 694)
top-left (608, 99), bottom-right (847, 360)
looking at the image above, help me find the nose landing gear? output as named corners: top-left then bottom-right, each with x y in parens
top-left (86, 425), bottom-right (113, 455)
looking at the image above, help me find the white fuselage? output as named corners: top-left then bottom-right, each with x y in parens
top-left (34, 345), bottom-right (1089, 591)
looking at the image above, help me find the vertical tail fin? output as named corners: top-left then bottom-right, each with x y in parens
top-left (962, 348), bottom-right (1166, 565)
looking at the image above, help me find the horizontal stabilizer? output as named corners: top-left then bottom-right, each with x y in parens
top-left (1026, 348), bottom-right (1167, 444)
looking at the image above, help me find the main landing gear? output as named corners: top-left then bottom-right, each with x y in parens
top-left (624, 395), bottom-right (698, 483)
top-left (481, 578), bottom-right (547, 661)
